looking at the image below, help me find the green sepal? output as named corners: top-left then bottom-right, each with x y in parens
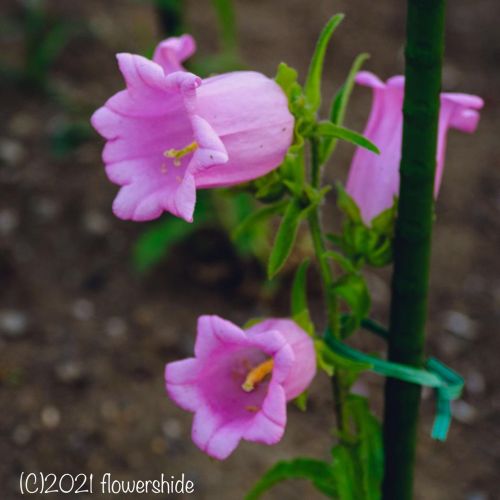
top-left (331, 274), bottom-right (371, 330)
top-left (334, 184), bottom-right (396, 268)
top-left (253, 170), bottom-right (287, 202)
top-left (242, 317), bottom-right (264, 329)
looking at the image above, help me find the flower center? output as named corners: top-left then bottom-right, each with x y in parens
top-left (241, 358), bottom-right (274, 392)
top-left (163, 141), bottom-right (199, 167)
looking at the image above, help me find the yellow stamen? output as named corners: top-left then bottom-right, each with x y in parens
top-left (241, 359), bottom-right (274, 392)
top-left (164, 141), bottom-right (199, 167)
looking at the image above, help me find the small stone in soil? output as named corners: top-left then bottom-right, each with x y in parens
top-left (54, 361), bottom-right (85, 385)
top-left (105, 317), bottom-right (127, 338)
top-left (465, 370), bottom-right (486, 395)
top-left (72, 299), bottom-right (95, 321)
top-left (0, 209), bottom-right (19, 236)
top-left (442, 310), bottom-right (478, 340)
top-left (451, 400), bottom-right (478, 424)
top-left (41, 406), bottom-right (61, 429)
top-left (0, 138), bottom-right (24, 165)
top-left (83, 210), bottom-right (110, 235)
top-left (0, 310), bottom-right (28, 337)
top-left (33, 197), bottom-right (59, 220)
top-left (466, 492), bottom-right (489, 500)
top-left (12, 424), bottom-right (32, 446)
top-left (162, 418), bottom-right (182, 440)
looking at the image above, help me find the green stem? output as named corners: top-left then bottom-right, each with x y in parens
top-left (307, 139), bottom-right (347, 434)
top-left (382, 1), bottom-right (446, 499)
top-left (310, 136), bottom-right (322, 189)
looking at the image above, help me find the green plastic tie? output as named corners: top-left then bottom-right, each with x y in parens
top-left (325, 320), bottom-right (464, 441)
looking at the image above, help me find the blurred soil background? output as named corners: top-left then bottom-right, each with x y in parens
top-left (0, 0), bottom-right (499, 499)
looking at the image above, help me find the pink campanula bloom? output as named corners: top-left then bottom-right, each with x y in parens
top-left (165, 316), bottom-right (316, 460)
top-left (91, 35), bottom-right (294, 222)
top-left (346, 71), bottom-right (483, 224)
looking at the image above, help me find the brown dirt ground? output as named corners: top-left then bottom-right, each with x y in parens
top-left (0, 0), bottom-right (499, 499)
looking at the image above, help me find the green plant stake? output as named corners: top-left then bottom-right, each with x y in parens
top-left (383, 1), bottom-right (446, 499)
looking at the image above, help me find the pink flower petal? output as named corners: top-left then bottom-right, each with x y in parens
top-left (195, 315), bottom-right (247, 358)
top-left (346, 71), bottom-right (483, 224)
top-left (243, 384), bottom-right (286, 445)
top-left (153, 34), bottom-right (196, 75)
top-left (92, 39), bottom-right (294, 222)
top-left (165, 359), bottom-right (202, 412)
top-left (261, 382), bottom-right (287, 427)
top-left (204, 420), bottom-right (246, 460)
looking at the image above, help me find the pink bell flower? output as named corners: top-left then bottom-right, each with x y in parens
top-left (165, 316), bottom-right (316, 460)
top-left (91, 35), bottom-right (294, 222)
top-left (346, 71), bottom-right (483, 224)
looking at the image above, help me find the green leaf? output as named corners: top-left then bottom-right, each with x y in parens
top-left (336, 183), bottom-right (362, 223)
top-left (345, 395), bottom-right (383, 500)
top-left (133, 217), bottom-right (196, 272)
top-left (304, 14), bottom-right (344, 112)
top-left (291, 259), bottom-right (314, 335)
top-left (316, 121), bottom-right (379, 154)
top-left (50, 121), bottom-right (92, 157)
top-left (267, 199), bottom-right (306, 279)
top-left (245, 458), bottom-right (337, 500)
top-left (330, 53), bottom-right (370, 126)
top-left (331, 273), bottom-right (371, 323)
top-left (232, 199), bottom-right (287, 241)
top-left (294, 390), bottom-right (308, 411)
top-left (212, 0), bottom-right (237, 53)
top-left (316, 339), bottom-right (372, 377)
top-left (320, 52), bottom-right (369, 163)
top-left (331, 445), bottom-right (357, 500)
top-left (253, 171), bottom-right (287, 202)
top-left (329, 396), bottom-right (383, 500)
top-left (323, 250), bottom-right (358, 274)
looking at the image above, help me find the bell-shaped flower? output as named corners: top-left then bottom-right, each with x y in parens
top-left (91, 34), bottom-right (294, 222)
top-left (346, 71), bottom-right (483, 224)
top-left (165, 316), bottom-right (316, 460)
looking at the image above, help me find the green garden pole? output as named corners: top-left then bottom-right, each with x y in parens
top-left (382, 1), bottom-right (446, 499)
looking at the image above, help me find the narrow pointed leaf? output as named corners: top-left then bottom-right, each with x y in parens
top-left (232, 199), bottom-right (287, 241)
top-left (304, 14), bottom-right (344, 112)
top-left (133, 217), bottom-right (197, 273)
top-left (245, 458), bottom-right (337, 500)
top-left (267, 199), bottom-right (305, 279)
top-left (212, 0), bottom-right (237, 52)
top-left (316, 121), bottom-right (379, 154)
top-left (320, 52), bottom-right (369, 163)
top-left (330, 53), bottom-right (369, 126)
